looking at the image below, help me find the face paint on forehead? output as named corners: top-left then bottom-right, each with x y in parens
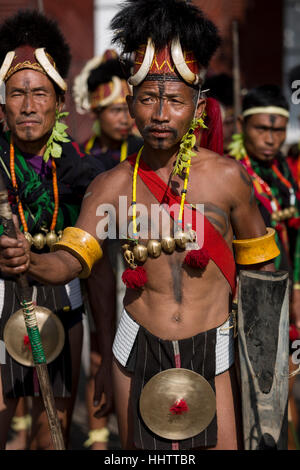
top-left (158, 81), bottom-right (165, 116)
top-left (269, 114), bottom-right (277, 126)
top-left (21, 78), bottom-right (32, 93)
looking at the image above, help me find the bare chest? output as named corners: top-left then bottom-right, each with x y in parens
top-left (115, 170), bottom-right (232, 242)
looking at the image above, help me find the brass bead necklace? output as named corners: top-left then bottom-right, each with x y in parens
top-left (10, 136), bottom-right (61, 250)
top-left (123, 146), bottom-right (197, 268)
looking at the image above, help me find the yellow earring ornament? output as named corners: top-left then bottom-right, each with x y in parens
top-left (172, 115), bottom-right (207, 177)
top-left (227, 133), bottom-right (247, 161)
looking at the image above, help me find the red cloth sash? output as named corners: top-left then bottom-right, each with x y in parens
top-left (127, 154), bottom-right (236, 295)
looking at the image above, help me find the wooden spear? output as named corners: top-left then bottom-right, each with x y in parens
top-left (0, 177), bottom-right (65, 450)
top-left (232, 20), bottom-right (242, 132)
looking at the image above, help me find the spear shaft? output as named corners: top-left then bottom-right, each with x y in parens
top-left (232, 20), bottom-right (242, 132)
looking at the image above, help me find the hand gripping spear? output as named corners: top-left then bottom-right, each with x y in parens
top-left (0, 175), bottom-right (65, 450)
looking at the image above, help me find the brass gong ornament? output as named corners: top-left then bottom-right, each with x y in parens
top-left (4, 306), bottom-right (65, 367)
top-left (139, 368), bottom-right (216, 441)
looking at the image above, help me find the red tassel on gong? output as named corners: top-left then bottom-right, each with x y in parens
top-left (170, 399), bottom-right (189, 416)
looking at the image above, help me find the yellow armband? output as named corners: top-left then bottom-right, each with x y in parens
top-left (233, 227), bottom-right (280, 265)
top-left (52, 227), bottom-right (103, 278)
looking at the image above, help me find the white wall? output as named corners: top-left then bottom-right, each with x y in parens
top-left (94, 0), bottom-right (121, 57)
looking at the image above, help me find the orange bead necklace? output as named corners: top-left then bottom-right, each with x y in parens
top-left (9, 136), bottom-right (60, 249)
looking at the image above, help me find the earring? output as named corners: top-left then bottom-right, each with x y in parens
top-left (92, 119), bottom-right (101, 137)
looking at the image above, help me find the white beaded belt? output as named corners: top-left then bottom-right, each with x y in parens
top-left (113, 309), bottom-right (235, 376)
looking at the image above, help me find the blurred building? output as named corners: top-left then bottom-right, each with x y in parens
top-left (0, 0), bottom-right (299, 143)
top-left (0, 0), bottom-right (94, 143)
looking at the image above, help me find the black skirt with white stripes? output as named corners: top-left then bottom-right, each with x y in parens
top-left (131, 325), bottom-right (218, 450)
top-left (0, 279), bottom-right (83, 398)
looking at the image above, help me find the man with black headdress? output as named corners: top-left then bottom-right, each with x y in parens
top-left (0, 10), bottom-right (114, 450)
top-left (73, 49), bottom-right (143, 450)
top-left (0, 1), bottom-right (282, 451)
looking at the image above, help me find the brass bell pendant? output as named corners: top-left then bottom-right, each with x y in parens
top-left (24, 231), bottom-right (33, 246)
top-left (57, 230), bottom-right (63, 242)
top-left (147, 240), bottom-right (162, 258)
top-left (161, 236), bottom-right (176, 254)
top-left (32, 233), bottom-right (46, 250)
top-left (133, 244), bottom-right (148, 263)
top-left (277, 210), bottom-right (284, 221)
top-left (174, 231), bottom-right (189, 250)
top-left (281, 208), bottom-right (289, 220)
top-left (186, 224), bottom-right (197, 243)
top-left (123, 244), bottom-right (137, 269)
top-left (46, 231), bottom-right (58, 248)
top-left (271, 212), bottom-right (280, 222)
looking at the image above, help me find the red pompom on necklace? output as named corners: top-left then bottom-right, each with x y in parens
top-left (288, 217), bottom-right (300, 230)
top-left (122, 266), bottom-right (148, 289)
top-left (184, 247), bottom-right (210, 269)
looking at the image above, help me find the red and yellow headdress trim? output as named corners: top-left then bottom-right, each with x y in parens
top-left (129, 37), bottom-right (206, 86)
top-left (0, 45), bottom-right (67, 91)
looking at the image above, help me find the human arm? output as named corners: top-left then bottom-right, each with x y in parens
top-left (229, 161), bottom-right (276, 272)
top-left (0, 170), bottom-right (118, 283)
top-left (85, 244), bottom-right (116, 417)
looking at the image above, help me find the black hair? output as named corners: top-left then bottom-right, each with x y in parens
top-left (204, 73), bottom-right (234, 107)
top-left (0, 9), bottom-right (71, 78)
top-left (111, 0), bottom-right (221, 67)
top-left (88, 58), bottom-right (132, 92)
top-left (242, 85), bottom-right (289, 113)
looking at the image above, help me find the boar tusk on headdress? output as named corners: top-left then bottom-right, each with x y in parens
top-left (128, 38), bottom-right (155, 86)
top-left (98, 75), bottom-right (122, 107)
top-left (0, 51), bottom-right (15, 85)
top-left (73, 55), bottom-right (104, 114)
top-left (171, 37), bottom-right (205, 86)
top-left (35, 48), bottom-right (67, 91)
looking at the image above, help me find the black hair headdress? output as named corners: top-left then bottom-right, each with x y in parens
top-left (111, 0), bottom-right (221, 68)
top-left (88, 58), bottom-right (132, 92)
top-left (0, 9), bottom-right (71, 79)
top-left (243, 85), bottom-right (289, 113)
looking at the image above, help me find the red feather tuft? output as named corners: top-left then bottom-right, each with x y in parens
top-left (170, 399), bottom-right (189, 416)
top-left (200, 97), bottom-right (224, 156)
top-left (184, 248), bottom-right (210, 269)
top-left (290, 324), bottom-right (300, 342)
top-left (122, 266), bottom-right (147, 289)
